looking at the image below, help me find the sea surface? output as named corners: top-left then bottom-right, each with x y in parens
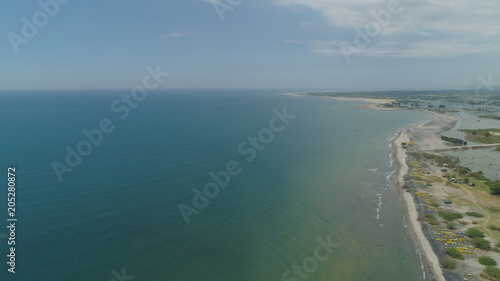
top-left (0, 89), bottom-right (430, 281)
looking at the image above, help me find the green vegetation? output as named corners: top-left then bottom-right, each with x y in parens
top-left (424, 213), bottom-right (439, 225)
top-left (431, 202), bottom-right (440, 208)
top-left (442, 258), bottom-right (457, 269)
top-left (446, 247), bottom-right (465, 260)
top-left (482, 267), bottom-right (500, 281)
top-left (474, 227), bottom-right (487, 235)
top-left (479, 256), bottom-right (498, 266)
top-left (410, 152), bottom-right (458, 168)
top-left (460, 129), bottom-right (500, 144)
top-left (439, 211), bottom-right (463, 221)
top-left (441, 136), bottom-right (467, 146)
top-left (480, 115), bottom-right (500, 120)
top-left (466, 212), bottom-right (484, 218)
top-left (467, 228), bottom-right (485, 238)
top-left (488, 206), bottom-right (500, 213)
top-left (470, 171), bottom-right (489, 181)
top-left (472, 237), bottom-right (492, 251)
top-left (490, 182), bottom-right (500, 195)
top-left (449, 169), bottom-right (500, 196)
top-left (447, 222), bottom-right (457, 230)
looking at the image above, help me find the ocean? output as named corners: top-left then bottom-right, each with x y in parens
top-left (0, 89), bottom-right (430, 281)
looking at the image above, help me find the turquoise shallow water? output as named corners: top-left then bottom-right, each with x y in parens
top-left (0, 90), bottom-right (429, 281)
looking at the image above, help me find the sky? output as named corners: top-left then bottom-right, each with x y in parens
top-left (1, 0), bottom-right (499, 91)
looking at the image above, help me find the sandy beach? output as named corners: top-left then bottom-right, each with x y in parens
top-left (327, 96), bottom-right (398, 110)
top-left (393, 111), bottom-right (458, 281)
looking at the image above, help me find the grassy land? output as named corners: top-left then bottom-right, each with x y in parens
top-left (446, 247), bottom-right (465, 260)
top-left (460, 129), bottom-right (500, 144)
top-left (439, 211), bottom-right (464, 221)
top-left (479, 256), bottom-right (498, 266)
top-left (442, 258), bottom-right (457, 269)
top-left (479, 115), bottom-right (500, 121)
top-left (410, 152), bottom-right (459, 169)
top-left (424, 213), bottom-right (439, 225)
top-left (466, 211), bottom-right (484, 218)
top-left (482, 266), bottom-right (500, 281)
top-left (414, 154), bottom-right (500, 245)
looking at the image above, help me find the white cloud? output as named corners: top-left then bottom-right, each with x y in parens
top-left (158, 32), bottom-right (199, 39)
top-left (275, 0), bottom-right (500, 58)
top-left (298, 21), bottom-right (318, 27)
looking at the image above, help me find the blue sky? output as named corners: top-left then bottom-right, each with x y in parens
top-left (1, 0), bottom-right (499, 90)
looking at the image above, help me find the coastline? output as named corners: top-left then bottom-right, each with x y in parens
top-left (393, 127), bottom-right (446, 281)
top-left (325, 96), bottom-right (399, 110)
top-left (324, 95), bottom-right (462, 280)
top-left (392, 111), bottom-right (459, 281)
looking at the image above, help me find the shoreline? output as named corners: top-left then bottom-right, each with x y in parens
top-left (320, 95), bottom-right (500, 280)
top-left (392, 111), bottom-right (459, 281)
top-left (324, 96), bottom-right (400, 110)
top-left (393, 126), bottom-right (446, 281)
top-left (322, 94), bottom-right (464, 280)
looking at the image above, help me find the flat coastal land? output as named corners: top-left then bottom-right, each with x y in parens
top-left (326, 96), bottom-right (398, 110)
top-left (393, 111), bottom-right (458, 281)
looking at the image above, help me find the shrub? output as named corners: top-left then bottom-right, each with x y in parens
top-left (431, 202), bottom-right (440, 208)
top-left (483, 267), bottom-right (500, 281)
top-left (439, 212), bottom-right (463, 221)
top-left (470, 172), bottom-right (489, 181)
top-left (441, 136), bottom-right (466, 146)
top-left (424, 213), bottom-right (439, 225)
top-left (491, 182), bottom-right (500, 195)
top-left (479, 256), bottom-right (498, 266)
top-left (447, 222), bottom-right (457, 230)
top-left (472, 238), bottom-right (492, 251)
top-left (466, 212), bottom-right (484, 218)
top-left (446, 247), bottom-right (465, 260)
top-left (467, 228), bottom-right (485, 238)
top-left (442, 258), bottom-right (457, 269)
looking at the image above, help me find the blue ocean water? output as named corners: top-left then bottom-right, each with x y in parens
top-left (0, 90), bottom-right (429, 281)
